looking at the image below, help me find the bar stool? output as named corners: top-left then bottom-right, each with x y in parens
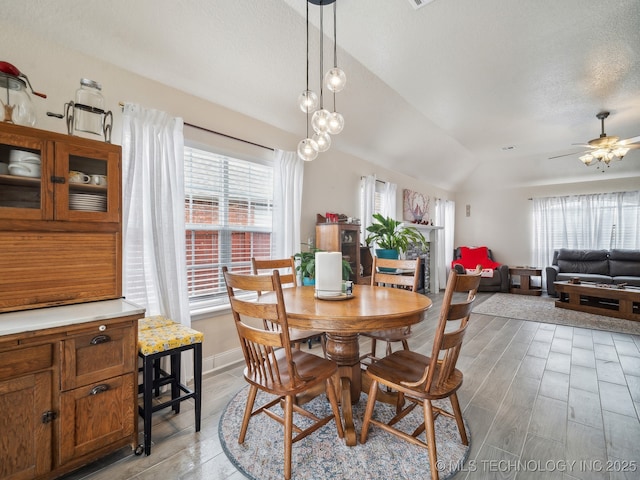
top-left (137, 316), bottom-right (204, 456)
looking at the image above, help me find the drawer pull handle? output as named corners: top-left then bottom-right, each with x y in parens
top-left (90, 334), bottom-right (111, 345)
top-left (90, 384), bottom-right (109, 396)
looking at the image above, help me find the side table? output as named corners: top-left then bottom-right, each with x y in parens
top-left (509, 266), bottom-right (542, 296)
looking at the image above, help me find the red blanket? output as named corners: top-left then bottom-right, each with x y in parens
top-left (452, 246), bottom-right (501, 270)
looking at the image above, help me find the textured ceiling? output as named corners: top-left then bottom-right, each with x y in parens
top-left (3, 0), bottom-right (640, 190)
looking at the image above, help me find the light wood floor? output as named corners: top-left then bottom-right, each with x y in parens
top-left (62, 292), bottom-right (640, 480)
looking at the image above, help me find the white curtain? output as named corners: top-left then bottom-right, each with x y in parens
top-left (121, 103), bottom-right (190, 327)
top-left (273, 149), bottom-right (304, 258)
top-left (360, 174), bottom-right (377, 240)
top-left (532, 190), bottom-right (640, 289)
top-left (434, 198), bottom-right (456, 291)
top-left (381, 181), bottom-right (397, 219)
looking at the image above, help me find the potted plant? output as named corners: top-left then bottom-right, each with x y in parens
top-left (365, 213), bottom-right (427, 259)
top-left (294, 246), bottom-right (353, 285)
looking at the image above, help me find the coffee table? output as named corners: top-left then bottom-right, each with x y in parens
top-left (553, 281), bottom-right (640, 321)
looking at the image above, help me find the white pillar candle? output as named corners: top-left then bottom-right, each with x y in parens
top-left (315, 251), bottom-right (343, 297)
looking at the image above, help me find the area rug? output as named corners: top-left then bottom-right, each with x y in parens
top-left (473, 293), bottom-right (640, 335)
top-left (219, 387), bottom-right (470, 480)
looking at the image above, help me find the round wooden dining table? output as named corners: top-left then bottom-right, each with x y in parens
top-left (278, 284), bottom-right (432, 445)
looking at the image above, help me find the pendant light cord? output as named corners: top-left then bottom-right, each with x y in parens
top-left (305, 0), bottom-right (310, 138)
top-left (332, 1), bottom-right (337, 112)
top-left (319, 4), bottom-right (324, 109)
top-left (333, 1), bottom-right (338, 68)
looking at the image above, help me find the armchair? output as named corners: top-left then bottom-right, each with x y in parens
top-left (452, 246), bottom-right (509, 292)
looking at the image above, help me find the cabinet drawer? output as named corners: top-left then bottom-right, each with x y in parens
top-left (58, 373), bottom-right (135, 465)
top-left (61, 324), bottom-right (135, 391)
top-left (0, 343), bottom-right (52, 380)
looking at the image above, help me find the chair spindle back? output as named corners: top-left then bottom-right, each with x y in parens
top-left (223, 267), bottom-right (297, 389)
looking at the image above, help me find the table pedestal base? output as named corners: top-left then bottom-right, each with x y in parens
top-left (325, 333), bottom-right (360, 445)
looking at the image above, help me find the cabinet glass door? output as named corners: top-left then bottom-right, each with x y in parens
top-left (55, 142), bottom-right (120, 223)
top-left (0, 132), bottom-right (49, 220)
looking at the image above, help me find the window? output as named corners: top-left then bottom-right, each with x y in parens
top-left (532, 190), bottom-right (640, 269)
top-left (184, 146), bottom-right (273, 309)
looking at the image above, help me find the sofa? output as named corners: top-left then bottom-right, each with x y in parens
top-left (452, 246), bottom-right (509, 293)
top-left (546, 248), bottom-right (640, 296)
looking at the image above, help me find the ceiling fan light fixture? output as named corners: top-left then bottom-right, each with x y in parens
top-left (613, 146), bottom-right (629, 159)
top-left (580, 153), bottom-right (594, 165)
top-left (592, 149), bottom-right (607, 160)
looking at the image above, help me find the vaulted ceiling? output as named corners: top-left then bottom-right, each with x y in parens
top-left (4, 0), bottom-right (640, 191)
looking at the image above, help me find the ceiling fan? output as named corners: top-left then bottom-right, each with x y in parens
top-left (550, 111), bottom-right (640, 169)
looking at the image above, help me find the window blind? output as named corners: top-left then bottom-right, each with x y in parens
top-left (184, 146), bottom-right (273, 307)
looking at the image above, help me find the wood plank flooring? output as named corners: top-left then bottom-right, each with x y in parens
top-left (62, 292), bottom-right (640, 480)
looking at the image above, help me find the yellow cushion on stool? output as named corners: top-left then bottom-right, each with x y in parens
top-left (138, 315), bottom-right (178, 331)
top-left (138, 323), bottom-right (204, 356)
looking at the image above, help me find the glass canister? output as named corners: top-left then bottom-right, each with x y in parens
top-left (0, 72), bottom-right (36, 126)
top-left (74, 78), bottom-right (104, 135)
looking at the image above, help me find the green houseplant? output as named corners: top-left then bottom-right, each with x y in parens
top-left (294, 246), bottom-right (353, 285)
top-left (365, 213), bottom-right (427, 258)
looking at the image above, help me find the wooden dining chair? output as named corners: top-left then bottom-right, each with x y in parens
top-left (251, 257), bottom-right (326, 355)
top-left (360, 267), bottom-right (482, 480)
top-left (222, 267), bottom-right (344, 480)
top-left (360, 257), bottom-right (421, 361)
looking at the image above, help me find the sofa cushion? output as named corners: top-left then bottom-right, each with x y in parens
top-left (609, 249), bottom-right (640, 277)
top-left (556, 248), bottom-right (609, 275)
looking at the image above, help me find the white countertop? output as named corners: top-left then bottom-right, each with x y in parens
top-left (0, 298), bottom-right (146, 337)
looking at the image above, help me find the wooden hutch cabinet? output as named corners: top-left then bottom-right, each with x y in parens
top-left (315, 222), bottom-right (363, 284)
top-left (0, 122), bottom-right (121, 313)
top-left (0, 123), bottom-right (144, 479)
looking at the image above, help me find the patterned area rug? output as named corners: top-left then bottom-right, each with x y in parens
top-left (473, 293), bottom-right (640, 335)
top-left (219, 387), bottom-right (470, 480)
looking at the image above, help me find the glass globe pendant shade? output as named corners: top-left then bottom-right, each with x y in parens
top-left (327, 111), bottom-right (344, 135)
top-left (311, 108), bottom-right (331, 134)
top-left (324, 67), bottom-right (346, 93)
top-left (312, 131), bottom-right (331, 152)
top-left (297, 89), bottom-right (318, 114)
top-left (297, 137), bottom-right (319, 162)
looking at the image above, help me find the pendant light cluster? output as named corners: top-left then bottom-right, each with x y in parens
top-left (297, 0), bottom-right (346, 162)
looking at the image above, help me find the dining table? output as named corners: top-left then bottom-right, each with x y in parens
top-left (276, 283), bottom-right (433, 446)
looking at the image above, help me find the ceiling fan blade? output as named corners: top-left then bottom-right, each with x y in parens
top-left (548, 151), bottom-right (584, 159)
top-left (571, 143), bottom-right (593, 148)
top-left (619, 135), bottom-right (640, 145)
